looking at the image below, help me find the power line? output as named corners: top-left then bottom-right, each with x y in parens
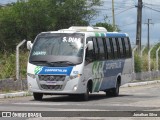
top-left (144, 5), bottom-right (160, 13)
top-left (91, 6), bottom-right (135, 22)
top-left (107, 6), bottom-right (135, 18)
top-left (96, 5), bottom-right (135, 11)
top-left (143, 2), bottom-right (160, 7)
top-left (102, 0), bottom-right (136, 8)
top-left (119, 22), bottom-right (136, 28)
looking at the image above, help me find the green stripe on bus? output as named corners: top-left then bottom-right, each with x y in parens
top-left (94, 79), bottom-right (101, 92)
top-left (95, 32), bottom-right (99, 37)
top-left (101, 33), bottom-right (105, 37)
top-left (95, 32), bottom-right (106, 37)
top-left (92, 61), bottom-right (103, 92)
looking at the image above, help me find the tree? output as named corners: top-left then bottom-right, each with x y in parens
top-left (0, 0), bottom-right (102, 52)
top-left (94, 22), bottom-right (120, 32)
top-left (0, 5), bottom-right (19, 52)
top-left (48, 0), bottom-right (101, 30)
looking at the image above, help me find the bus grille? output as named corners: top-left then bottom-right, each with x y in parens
top-left (38, 75), bottom-right (66, 82)
top-left (40, 85), bottom-right (62, 90)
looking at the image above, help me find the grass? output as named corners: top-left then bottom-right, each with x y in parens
top-left (0, 51), bottom-right (29, 80)
top-left (135, 52), bottom-right (160, 72)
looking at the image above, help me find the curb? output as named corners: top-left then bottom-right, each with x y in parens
top-left (0, 80), bottom-right (160, 99)
top-left (0, 91), bottom-right (32, 99)
top-left (121, 80), bottom-right (160, 87)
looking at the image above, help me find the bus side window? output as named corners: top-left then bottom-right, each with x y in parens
top-left (127, 37), bottom-right (132, 57)
top-left (86, 37), bottom-right (94, 61)
top-left (121, 38), bottom-right (126, 58)
top-left (118, 38), bottom-right (124, 58)
top-left (97, 38), bottom-right (105, 60)
top-left (103, 38), bottom-right (108, 59)
top-left (111, 38), bottom-right (118, 59)
top-left (124, 37), bottom-right (130, 58)
top-left (106, 38), bottom-right (113, 59)
top-left (115, 38), bottom-right (120, 58)
top-left (93, 37), bottom-right (99, 60)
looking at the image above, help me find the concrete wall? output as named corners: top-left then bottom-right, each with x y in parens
top-left (0, 79), bottom-right (27, 91)
top-left (132, 71), bottom-right (160, 81)
top-left (0, 71), bottom-right (160, 92)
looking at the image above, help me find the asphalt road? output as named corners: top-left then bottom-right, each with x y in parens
top-left (0, 83), bottom-right (160, 120)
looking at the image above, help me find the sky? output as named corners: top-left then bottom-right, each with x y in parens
top-left (91, 0), bottom-right (160, 46)
top-left (0, 0), bottom-right (160, 46)
top-left (0, 0), bottom-right (15, 4)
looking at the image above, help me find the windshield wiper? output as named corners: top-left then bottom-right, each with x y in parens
top-left (31, 60), bottom-right (49, 62)
top-left (30, 60), bottom-right (48, 63)
top-left (30, 61), bottom-right (76, 66)
top-left (48, 61), bottom-right (75, 65)
top-left (30, 61), bottom-right (52, 66)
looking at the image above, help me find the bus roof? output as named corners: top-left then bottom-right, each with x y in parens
top-left (68, 26), bottom-right (107, 32)
top-left (94, 32), bottom-right (129, 37)
top-left (40, 26), bottom-right (129, 38)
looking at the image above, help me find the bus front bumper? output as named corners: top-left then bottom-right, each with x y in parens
top-left (27, 76), bottom-right (86, 95)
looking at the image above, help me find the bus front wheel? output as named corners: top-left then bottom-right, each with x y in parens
top-left (82, 87), bottom-right (89, 101)
top-left (33, 93), bottom-right (43, 101)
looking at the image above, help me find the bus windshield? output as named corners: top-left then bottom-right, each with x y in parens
top-left (29, 33), bottom-right (84, 66)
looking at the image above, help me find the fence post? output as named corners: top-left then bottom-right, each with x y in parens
top-left (140, 46), bottom-right (146, 58)
top-left (148, 45), bottom-right (155, 72)
top-left (148, 45), bottom-right (155, 80)
top-left (16, 40), bottom-right (26, 90)
top-left (140, 46), bottom-right (146, 75)
top-left (156, 46), bottom-right (160, 71)
top-left (132, 45), bottom-right (138, 73)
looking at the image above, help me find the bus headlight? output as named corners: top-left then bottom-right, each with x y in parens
top-left (73, 85), bottom-right (77, 91)
top-left (27, 73), bottom-right (36, 79)
top-left (69, 74), bottom-right (81, 80)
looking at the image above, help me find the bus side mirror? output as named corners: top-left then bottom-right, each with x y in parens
top-left (87, 41), bottom-right (93, 50)
top-left (27, 41), bottom-right (33, 50)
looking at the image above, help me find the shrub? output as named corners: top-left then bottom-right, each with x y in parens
top-left (0, 52), bottom-right (29, 80)
top-left (134, 53), bottom-right (142, 72)
top-left (142, 54), bottom-right (148, 72)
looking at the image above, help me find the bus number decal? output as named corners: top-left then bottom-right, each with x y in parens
top-left (63, 37), bottom-right (81, 43)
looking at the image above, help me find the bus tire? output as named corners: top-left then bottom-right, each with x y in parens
top-left (112, 81), bottom-right (120, 97)
top-left (82, 87), bottom-right (89, 101)
top-left (33, 93), bottom-right (43, 101)
top-left (106, 81), bottom-right (120, 97)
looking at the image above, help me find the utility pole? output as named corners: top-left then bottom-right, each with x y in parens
top-left (136, 0), bottom-right (143, 53)
top-left (112, 0), bottom-right (115, 31)
top-left (145, 19), bottom-right (153, 50)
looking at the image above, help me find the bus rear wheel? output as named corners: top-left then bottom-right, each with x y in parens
top-left (33, 93), bottom-right (43, 101)
top-left (112, 81), bottom-right (120, 96)
top-left (106, 81), bottom-right (120, 97)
